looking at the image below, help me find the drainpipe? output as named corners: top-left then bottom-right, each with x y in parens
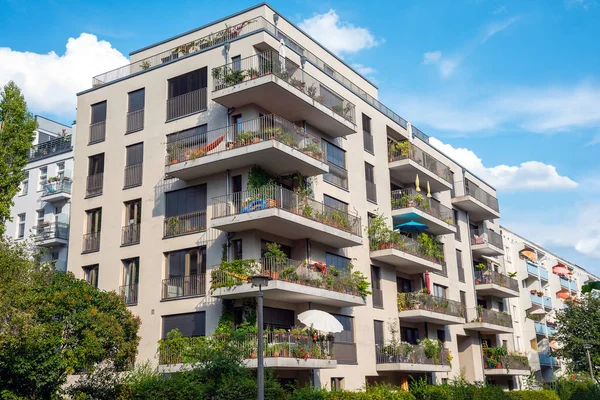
top-left (273, 13), bottom-right (279, 37)
top-left (224, 41), bottom-right (230, 74)
top-left (306, 238), bottom-right (311, 264)
top-left (225, 169), bottom-right (230, 262)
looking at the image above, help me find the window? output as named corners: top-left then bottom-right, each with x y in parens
top-left (36, 209), bottom-right (44, 227)
top-left (323, 195), bottom-right (348, 213)
top-left (168, 68), bottom-right (207, 99)
top-left (87, 154), bottom-right (105, 196)
top-left (232, 239), bottom-right (243, 260)
top-left (17, 213), bottom-right (25, 239)
top-left (453, 209), bottom-right (461, 241)
top-left (401, 327), bottom-right (419, 345)
top-left (20, 171), bottom-right (29, 195)
top-left (521, 279), bottom-right (527, 289)
top-left (84, 265), bottom-right (99, 287)
top-left (456, 249), bottom-right (465, 282)
top-left (125, 199), bottom-right (142, 225)
top-left (166, 247), bottom-right (206, 279)
top-left (460, 291), bottom-right (467, 308)
top-left (125, 143), bottom-right (144, 187)
top-left (362, 113), bottom-right (372, 134)
top-left (433, 284), bottom-right (447, 298)
top-left (513, 306), bottom-right (518, 322)
top-left (505, 245), bottom-right (512, 262)
top-left (362, 114), bottom-right (373, 154)
top-left (332, 314), bottom-right (354, 344)
top-left (57, 162), bottom-right (65, 180)
top-left (263, 306), bottom-right (295, 330)
top-left (530, 339), bottom-right (538, 351)
top-left (365, 162), bottom-right (376, 203)
top-left (231, 114), bottom-right (243, 136)
top-left (86, 208), bottom-right (102, 233)
top-left (397, 277), bottom-right (413, 293)
top-left (38, 132), bottom-right (52, 143)
top-left (123, 257), bottom-right (139, 287)
top-left (38, 167), bottom-right (47, 191)
top-left (371, 266), bottom-right (383, 308)
top-left (167, 68), bottom-right (208, 119)
top-left (325, 252), bottom-right (350, 273)
top-left (373, 320), bottom-right (384, 345)
top-left (231, 55), bottom-right (241, 71)
top-left (162, 312), bottom-right (206, 338)
top-left (88, 153), bottom-right (105, 176)
top-left (128, 88), bottom-right (145, 113)
top-left (166, 124), bottom-right (208, 143)
top-left (261, 240), bottom-right (291, 259)
top-left (91, 101), bottom-right (107, 124)
top-left (515, 336), bottom-right (521, 351)
top-left (126, 143), bottom-right (143, 167)
top-left (437, 329), bottom-right (446, 343)
top-left (322, 141), bottom-right (348, 189)
top-left (55, 206), bottom-right (62, 215)
top-left (165, 184), bottom-right (207, 217)
top-left (498, 301), bottom-right (505, 313)
top-left (331, 378), bottom-right (344, 392)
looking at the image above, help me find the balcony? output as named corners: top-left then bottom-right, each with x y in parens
top-left (85, 173), bottom-right (103, 197)
top-left (387, 142), bottom-right (453, 193)
top-left (162, 274), bottom-right (206, 300)
top-left (540, 267), bottom-right (549, 281)
top-left (126, 109), bottom-right (144, 133)
top-left (120, 284), bottom-right (138, 305)
top-left (28, 135), bottom-right (72, 162)
top-left (534, 322), bottom-right (547, 335)
top-left (369, 235), bottom-right (445, 274)
top-left (547, 325), bottom-right (557, 337)
top-left (82, 232), bottom-right (100, 253)
top-left (470, 229), bottom-right (504, 257)
top-left (363, 130), bottom-right (374, 153)
top-left (390, 188), bottom-right (456, 235)
top-left (89, 121), bottom-right (105, 144)
top-left (166, 88), bottom-right (207, 121)
top-left (211, 185), bottom-right (362, 248)
top-left (158, 332), bottom-right (336, 371)
top-left (124, 163), bottom-right (143, 188)
top-left (543, 296), bottom-right (552, 310)
top-left (164, 114), bottom-right (328, 181)
top-left (163, 211), bottom-right (206, 239)
top-left (530, 293), bottom-right (545, 311)
top-left (559, 277), bottom-right (571, 290)
top-left (527, 261), bottom-right (539, 277)
top-left (41, 179), bottom-right (72, 203)
top-left (375, 343), bottom-right (451, 373)
top-left (451, 179), bottom-right (500, 221)
top-left (211, 51), bottom-right (356, 138)
top-left (539, 353), bottom-right (559, 368)
top-left (211, 258), bottom-right (365, 307)
top-left (121, 223), bottom-right (140, 246)
top-left (484, 354), bottom-right (530, 376)
top-left (397, 292), bottom-right (465, 325)
top-left (474, 270), bottom-right (519, 298)
top-left (33, 222), bottom-right (69, 247)
top-left (463, 308), bottom-right (513, 334)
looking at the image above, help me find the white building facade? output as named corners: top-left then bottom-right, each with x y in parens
top-left (6, 115), bottom-right (74, 271)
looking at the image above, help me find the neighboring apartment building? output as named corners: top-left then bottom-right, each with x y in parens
top-left (5, 115), bottom-right (74, 271)
top-left (499, 226), bottom-right (599, 385)
top-left (68, 3), bottom-right (523, 390)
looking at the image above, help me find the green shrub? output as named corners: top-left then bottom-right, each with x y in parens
top-left (506, 390), bottom-right (560, 400)
top-left (288, 386), bottom-right (328, 400)
top-left (551, 379), bottom-right (600, 400)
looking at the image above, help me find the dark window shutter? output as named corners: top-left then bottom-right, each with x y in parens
top-left (162, 312), bottom-right (206, 338)
top-left (91, 101), bottom-right (107, 124)
top-left (167, 124), bottom-right (207, 143)
top-left (374, 320), bottom-right (384, 345)
top-left (362, 114), bottom-right (371, 134)
top-left (126, 143), bottom-right (144, 166)
top-left (168, 68), bottom-right (207, 98)
top-left (88, 154), bottom-right (104, 174)
top-left (165, 184), bottom-right (207, 217)
top-left (365, 163), bottom-right (375, 183)
top-left (332, 314), bottom-right (353, 343)
top-left (128, 89), bottom-right (145, 112)
top-left (263, 307), bottom-right (294, 329)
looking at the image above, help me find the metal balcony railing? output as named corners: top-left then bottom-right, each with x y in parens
top-left (211, 257), bottom-right (361, 297)
top-left (387, 142), bottom-right (452, 184)
top-left (126, 109), bottom-right (144, 133)
top-left (166, 88), bottom-right (207, 121)
top-left (474, 270), bottom-right (519, 292)
top-left (121, 223), bottom-right (140, 245)
top-left (124, 163), bottom-right (143, 188)
top-left (42, 179), bottom-right (72, 197)
top-left (466, 308), bottom-right (513, 328)
top-left (212, 185), bottom-right (362, 236)
top-left (375, 343), bottom-right (450, 366)
top-left (120, 284), bottom-right (138, 305)
top-left (28, 135), bottom-right (72, 161)
top-left (158, 331), bottom-right (335, 365)
top-left (366, 181), bottom-right (377, 203)
top-left (372, 288), bottom-right (383, 308)
top-left (33, 222), bottom-right (69, 241)
top-left (165, 114), bottom-right (324, 166)
top-left (86, 173), bottom-right (104, 197)
top-left (212, 50), bottom-right (356, 124)
top-left (93, 18), bottom-right (267, 86)
top-left (163, 211), bottom-right (207, 238)
top-left (391, 188), bottom-right (454, 225)
top-left (397, 292), bottom-right (465, 319)
top-left (89, 121), bottom-right (106, 144)
top-left (162, 274), bottom-right (206, 299)
top-left (370, 234), bottom-right (445, 265)
top-left (471, 228), bottom-right (503, 249)
top-left (82, 232), bottom-right (101, 253)
top-left (464, 179), bottom-right (499, 212)
top-left (363, 130), bottom-right (374, 153)
top-left (484, 354), bottom-right (529, 370)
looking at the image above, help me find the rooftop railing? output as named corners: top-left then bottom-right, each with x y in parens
top-left (388, 142), bottom-right (452, 184)
top-left (28, 135), bottom-right (72, 162)
top-left (466, 308), bottom-right (513, 329)
top-left (92, 17), bottom-right (268, 86)
top-left (211, 50), bottom-right (356, 124)
top-left (375, 343), bottom-right (450, 366)
top-left (464, 179), bottom-right (499, 212)
top-left (165, 114), bottom-right (324, 166)
top-left (212, 185), bottom-right (362, 236)
top-left (474, 270), bottom-right (519, 292)
top-left (397, 292), bottom-right (465, 319)
top-left (391, 188), bottom-right (454, 225)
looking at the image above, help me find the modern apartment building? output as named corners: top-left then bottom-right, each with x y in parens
top-left (499, 226), bottom-right (599, 384)
top-left (6, 115), bottom-right (74, 271)
top-left (68, 3), bottom-right (525, 390)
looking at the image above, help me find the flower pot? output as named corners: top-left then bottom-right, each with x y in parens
top-left (253, 137), bottom-right (260, 144)
top-left (496, 363), bottom-right (502, 368)
top-left (271, 272), bottom-right (280, 280)
top-left (250, 74), bottom-right (258, 79)
top-left (478, 317), bottom-right (483, 322)
top-left (272, 351), bottom-right (279, 358)
top-left (250, 352), bottom-right (257, 359)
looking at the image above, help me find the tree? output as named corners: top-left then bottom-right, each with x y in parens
top-left (0, 239), bottom-right (141, 398)
top-left (555, 294), bottom-right (600, 379)
top-left (0, 81), bottom-right (37, 235)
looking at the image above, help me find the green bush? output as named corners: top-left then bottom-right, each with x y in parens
top-left (506, 390), bottom-right (560, 400)
top-left (288, 386), bottom-right (329, 400)
top-left (551, 379), bottom-right (600, 400)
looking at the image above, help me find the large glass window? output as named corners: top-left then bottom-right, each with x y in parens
top-left (91, 101), bottom-right (107, 124)
top-left (38, 167), bottom-right (47, 191)
top-left (21, 171), bottom-right (29, 195)
top-left (323, 195), bottom-right (348, 213)
top-left (17, 213), bottom-right (25, 238)
top-left (401, 327), bottom-right (419, 345)
top-left (326, 252), bottom-right (350, 273)
top-left (165, 247), bottom-right (206, 278)
top-left (165, 184), bottom-right (207, 217)
top-left (128, 88), bottom-right (145, 113)
top-left (126, 143), bottom-right (144, 166)
top-left (323, 141), bottom-right (348, 189)
top-left (123, 257), bottom-right (139, 287)
top-left (84, 264), bottom-right (99, 287)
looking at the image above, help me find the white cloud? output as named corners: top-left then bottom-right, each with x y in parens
top-left (298, 10), bottom-right (381, 55)
top-left (429, 137), bottom-right (578, 191)
top-left (586, 133), bottom-right (600, 146)
top-left (566, 0), bottom-right (596, 10)
top-left (423, 50), bottom-right (459, 78)
top-left (0, 33), bottom-right (128, 118)
top-left (481, 16), bottom-right (519, 43)
top-left (351, 64), bottom-right (376, 77)
top-left (395, 82), bottom-right (600, 134)
top-left (493, 6), bottom-right (507, 14)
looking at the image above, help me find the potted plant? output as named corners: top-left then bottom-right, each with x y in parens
top-left (140, 60), bottom-right (151, 70)
top-left (247, 67), bottom-right (259, 79)
top-left (537, 291), bottom-right (543, 297)
top-left (530, 289), bottom-right (537, 295)
top-left (476, 305), bottom-right (484, 322)
top-left (475, 263), bottom-right (487, 271)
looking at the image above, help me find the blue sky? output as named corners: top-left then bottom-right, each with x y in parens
top-left (1, 0), bottom-right (599, 273)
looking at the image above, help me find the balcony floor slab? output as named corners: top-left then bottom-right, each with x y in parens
top-left (475, 284), bottom-right (520, 298)
top-left (398, 310), bottom-right (465, 325)
top-left (370, 248), bottom-right (443, 274)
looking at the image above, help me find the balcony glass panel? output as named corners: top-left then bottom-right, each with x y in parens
top-left (388, 142), bottom-right (452, 184)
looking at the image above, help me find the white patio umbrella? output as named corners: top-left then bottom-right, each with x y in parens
top-left (297, 310), bottom-right (343, 333)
